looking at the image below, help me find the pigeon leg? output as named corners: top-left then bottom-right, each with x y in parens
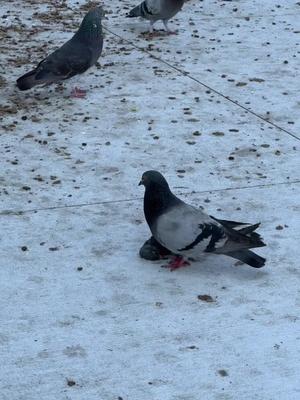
top-left (71, 87), bottom-right (87, 98)
top-left (163, 20), bottom-right (177, 35)
top-left (162, 255), bottom-right (190, 271)
top-left (149, 20), bottom-right (155, 34)
top-left (141, 21), bottom-right (158, 38)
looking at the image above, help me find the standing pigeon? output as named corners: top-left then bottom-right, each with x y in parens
top-left (139, 170), bottom-right (266, 270)
top-left (16, 7), bottom-right (105, 97)
top-left (126, 0), bottom-right (184, 34)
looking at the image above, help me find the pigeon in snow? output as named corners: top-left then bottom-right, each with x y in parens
top-left (16, 7), bottom-right (105, 98)
top-left (126, 0), bottom-right (184, 34)
top-left (139, 170), bottom-right (266, 270)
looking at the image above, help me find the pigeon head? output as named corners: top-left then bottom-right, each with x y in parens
top-left (140, 171), bottom-right (180, 228)
top-left (77, 7), bottom-right (106, 39)
top-left (139, 170), bottom-right (170, 191)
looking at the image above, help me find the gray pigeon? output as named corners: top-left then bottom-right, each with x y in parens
top-left (139, 170), bottom-right (266, 270)
top-left (126, 0), bottom-right (184, 33)
top-left (16, 7), bottom-right (105, 96)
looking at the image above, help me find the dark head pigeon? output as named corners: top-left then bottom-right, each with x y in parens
top-left (126, 0), bottom-right (184, 34)
top-left (16, 7), bottom-right (105, 97)
top-left (139, 170), bottom-right (266, 271)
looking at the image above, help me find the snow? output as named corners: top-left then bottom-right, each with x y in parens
top-left (1, 1), bottom-right (300, 399)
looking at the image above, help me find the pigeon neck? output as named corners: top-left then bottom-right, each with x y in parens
top-left (144, 186), bottom-right (179, 228)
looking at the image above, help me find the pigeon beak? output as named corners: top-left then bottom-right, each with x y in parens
top-left (138, 180), bottom-right (143, 186)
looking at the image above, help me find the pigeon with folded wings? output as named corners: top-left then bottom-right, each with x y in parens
top-left (16, 7), bottom-right (105, 98)
top-left (139, 170), bottom-right (266, 271)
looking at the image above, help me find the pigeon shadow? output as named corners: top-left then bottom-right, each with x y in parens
top-left (148, 253), bottom-right (269, 283)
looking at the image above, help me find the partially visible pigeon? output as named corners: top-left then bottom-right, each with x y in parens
top-left (16, 7), bottom-right (105, 97)
top-left (139, 170), bottom-right (266, 270)
top-left (139, 236), bottom-right (172, 260)
top-left (126, 0), bottom-right (184, 34)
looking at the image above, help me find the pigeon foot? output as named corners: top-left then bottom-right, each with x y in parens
top-left (140, 30), bottom-right (165, 38)
top-left (71, 87), bottom-right (87, 98)
top-left (162, 256), bottom-right (190, 271)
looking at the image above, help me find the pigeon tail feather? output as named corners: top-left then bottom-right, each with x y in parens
top-left (127, 2), bottom-right (152, 18)
top-left (238, 222), bottom-right (260, 235)
top-left (213, 219), bottom-right (266, 254)
top-left (226, 250), bottom-right (266, 268)
top-left (127, 4), bottom-right (143, 17)
top-left (16, 69), bottom-right (39, 91)
top-left (211, 217), bottom-right (250, 229)
top-left (233, 222), bottom-right (265, 247)
top-left (211, 217), bottom-right (263, 243)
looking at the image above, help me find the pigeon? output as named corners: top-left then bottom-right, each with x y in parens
top-left (16, 7), bottom-right (105, 97)
top-left (139, 170), bottom-right (266, 270)
top-left (126, 0), bottom-right (184, 34)
top-left (139, 236), bottom-right (172, 260)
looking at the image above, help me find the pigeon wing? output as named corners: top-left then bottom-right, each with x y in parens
top-left (35, 41), bottom-right (92, 82)
top-left (153, 204), bottom-right (224, 254)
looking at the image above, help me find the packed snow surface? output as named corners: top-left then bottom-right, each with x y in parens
top-left (0, 1), bottom-right (300, 399)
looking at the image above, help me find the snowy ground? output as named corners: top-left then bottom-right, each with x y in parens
top-left (1, 1), bottom-right (300, 399)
